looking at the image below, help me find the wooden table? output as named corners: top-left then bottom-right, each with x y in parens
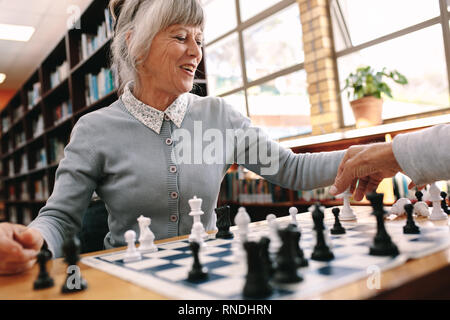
top-left (1, 206), bottom-right (449, 300)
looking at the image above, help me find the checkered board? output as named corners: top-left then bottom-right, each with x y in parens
top-left (81, 209), bottom-right (450, 300)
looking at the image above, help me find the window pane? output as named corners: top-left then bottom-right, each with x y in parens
top-left (247, 70), bottom-right (311, 140)
top-left (243, 4), bottom-right (304, 82)
top-left (337, 25), bottom-right (449, 126)
top-left (201, 0), bottom-right (237, 43)
top-left (239, 0), bottom-right (280, 22)
top-left (332, 0), bottom-right (440, 51)
top-left (222, 91), bottom-right (247, 116)
top-left (205, 33), bottom-right (243, 96)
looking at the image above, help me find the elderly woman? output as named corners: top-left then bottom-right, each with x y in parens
top-left (0, 0), bottom-right (346, 275)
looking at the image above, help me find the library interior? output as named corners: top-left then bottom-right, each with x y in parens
top-left (0, 0), bottom-right (449, 302)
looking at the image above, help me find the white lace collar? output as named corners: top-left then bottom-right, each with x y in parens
top-left (120, 82), bottom-right (188, 134)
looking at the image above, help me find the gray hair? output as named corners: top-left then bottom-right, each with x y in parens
top-left (109, 0), bottom-right (205, 94)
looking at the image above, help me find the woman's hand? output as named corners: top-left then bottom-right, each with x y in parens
top-left (329, 142), bottom-right (403, 201)
top-left (0, 223), bottom-right (43, 275)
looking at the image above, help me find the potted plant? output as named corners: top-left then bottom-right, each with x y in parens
top-left (342, 66), bottom-right (408, 128)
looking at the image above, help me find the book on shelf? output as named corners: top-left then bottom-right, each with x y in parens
top-left (23, 208), bottom-right (32, 225)
top-left (34, 176), bottom-right (49, 200)
top-left (36, 148), bottom-right (47, 169)
top-left (9, 206), bottom-right (17, 224)
top-left (9, 185), bottom-right (15, 200)
top-left (19, 153), bottom-right (28, 174)
top-left (32, 114), bottom-right (44, 138)
top-left (48, 137), bottom-right (65, 164)
top-left (15, 131), bottom-right (26, 147)
top-left (84, 68), bottom-right (115, 105)
top-left (79, 11), bottom-right (113, 62)
top-left (2, 116), bottom-right (10, 133)
top-left (54, 101), bottom-right (73, 125)
top-left (8, 159), bottom-right (14, 177)
top-left (20, 180), bottom-right (29, 201)
top-left (27, 82), bottom-right (41, 108)
top-left (12, 105), bottom-right (25, 123)
top-left (50, 61), bottom-right (69, 89)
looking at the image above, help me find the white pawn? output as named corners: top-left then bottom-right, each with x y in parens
top-left (191, 221), bottom-right (207, 248)
top-left (266, 214), bottom-right (281, 255)
top-left (289, 207), bottom-right (299, 228)
top-left (137, 215), bottom-right (157, 253)
top-left (338, 189), bottom-right (357, 221)
top-left (389, 198), bottom-right (411, 216)
top-left (414, 202), bottom-right (430, 217)
top-left (232, 207), bottom-right (250, 260)
top-left (124, 230), bottom-right (142, 263)
top-left (429, 183), bottom-right (448, 221)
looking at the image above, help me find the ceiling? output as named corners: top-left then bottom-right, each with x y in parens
top-left (0, 0), bottom-right (93, 91)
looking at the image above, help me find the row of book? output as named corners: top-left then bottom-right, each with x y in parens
top-left (54, 101), bottom-right (73, 125)
top-left (27, 82), bottom-right (41, 108)
top-left (8, 207), bottom-right (33, 225)
top-left (12, 105), bottom-right (26, 123)
top-left (48, 137), bottom-right (65, 164)
top-left (36, 148), bottom-right (47, 169)
top-left (85, 68), bottom-right (115, 105)
top-left (79, 8), bottom-right (114, 62)
top-left (14, 131), bottom-right (26, 148)
top-left (32, 115), bottom-right (44, 138)
top-left (2, 116), bottom-right (10, 133)
top-left (50, 61), bottom-right (69, 89)
top-left (7, 178), bottom-right (48, 202)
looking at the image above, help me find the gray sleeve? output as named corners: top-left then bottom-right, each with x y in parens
top-left (392, 124), bottom-right (450, 186)
top-left (28, 117), bottom-right (101, 258)
top-left (226, 103), bottom-right (345, 190)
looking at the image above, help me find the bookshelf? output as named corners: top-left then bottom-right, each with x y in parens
top-left (0, 0), bottom-right (208, 225)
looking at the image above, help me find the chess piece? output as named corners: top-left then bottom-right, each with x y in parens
top-left (367, 192), bottom-right (399, 257)
top-left (243, 241), bottom-right (273, 299)
top-left (188, 196), bottom-right (208, 241)
top-left (191, 221), bottom-right (207, 249)
top-left (258, 236), bottom-right (275, 277)
top-left (137, 215), bottom-right (157, 253)
top-left (403, 204), bottom-right (420, 234)
top-left (330, 207), bottom-right (346, 235)
top-left (124, 230), bottom-right (142, 263)
top-left (61, 234), bottom-right (88, 293)
top-left (273, 228), bottom-right (303, 284)
top-left (413, 190), bottom-right (429, 217)
top-left (429, 183), bottom-right (448, 221)
top-left (311, 204), bottom-right (334, 261)
top-left (266, 214), bottom-right (281, 256)
top-left (338, 189), bottom-right (357, 221)
top-left (286, 224), bottom-right (308, 267)
top-left (415, 190), bottom-right (424, 202)
top-left (233, 207), bottom-right (251, 260)
top-left (214, 205), bottom-right (234, 239)
top-left (288, 207), bottom-right (299, 228)
top-left (187, 241), bottom-right (208, 282)
top-left (390, 198), bottom-right (411, 217)
top-left (33, 248), bottom-right (54, 290)
top-left (440, 191), bottom-right (449, 215)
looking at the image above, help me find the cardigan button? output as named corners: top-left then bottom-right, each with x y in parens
top-left (165, 138), bottom-right (173, 145)
top-left (164, 114), bottom-right (171, 121)
top-left (170, 192), bottom-right (179, 199)
top-left (169, 165), bottom-right (177, 173)
top-left (169, 214), bottom-right (178, 222)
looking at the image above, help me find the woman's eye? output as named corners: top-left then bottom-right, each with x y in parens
top-left (175, 36), bottom-right (186, 41)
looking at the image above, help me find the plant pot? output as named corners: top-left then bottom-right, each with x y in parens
top-left (350, 96), bottom-right (383, 128)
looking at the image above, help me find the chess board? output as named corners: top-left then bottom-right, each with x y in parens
top-left (81, 208), bottom-right (450, 300)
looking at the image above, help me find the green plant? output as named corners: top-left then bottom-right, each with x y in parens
top-left (342, 66), bottom-right (408, 101)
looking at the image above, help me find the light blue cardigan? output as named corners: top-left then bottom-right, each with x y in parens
top-left (29, 94), bottom-right (345, 257)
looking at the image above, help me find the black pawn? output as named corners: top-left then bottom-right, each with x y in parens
top-left (403, 203), bottom-right (420, 234)
top-left (273, 228), bottom-right (303, 284)
top-left (243, 241), bottom-right (273, 299)
top-left (440, 192), bottom-right (449, 215)
top-left (61, 234), bottom-right (88, 293)
top-left (286, 224), bottom-right (308, 267)
top-left (215, 205), bottom-right (234, 239)
top-left (367, 192), bottom-right (399, 257)
top-left (258, 236), bottom-right (275, 277)
top-left (311, 204), bottom-right (334, 261)
top-left (330, 207), bottom-right (346, 235)
top-left (33, 248), bottom-right (54, 290)
top-left (415, 190), bottom-right (423, 202)
top-left (187, 241), bottom-right (208, 282)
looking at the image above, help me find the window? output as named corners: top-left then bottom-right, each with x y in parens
top-left (331, 0), bottom-right (450, 126)
top-left (203, 0), bottom-right (311, 140)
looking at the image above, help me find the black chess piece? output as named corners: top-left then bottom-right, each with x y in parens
top-left (61, 234), bottom-right (88, 293)
top-left (440, 191), bottom-right (449, 215)
top-left (403, 203), bottom-right (420, 234)
top-left (286, 224), bottom-right (308, 267)
top-left (311, 204), bottom-right (334, 261)
top-left (258, 236), bottom-right (275, 277)
top-left (33, 248), bottom-right (54, 290)
top-left (330, 207), bottom-right (346, 235)
top-left (367, 192), bottom-right (399, 257)
top-left (187, 241), bottom-right (208, 282)
top-left (273, 228), bottom-right (303, 284)
top-left (243, 241), bottom-right (273, 299)
top-left (215, 205), bottom-right (234, 239)
top-left (415, 190), bottom-right (423, 202)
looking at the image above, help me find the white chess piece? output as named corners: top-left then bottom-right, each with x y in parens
top-left (232, 207), bottom-right (250, 261)
top-left (137, 215), bottom-right (157, 253)
top-left (414, 201), bottom-right (430, 217)
top-left (338, 189), bottom-right (356, 221)
top-left (124, 230), bottom-right (142, 263)
top-left (266, 214), bottom-right (281, 255)
top-left (188, 196), bottom-right (208, 241)
top-left (289, 207), bottom-right (299, 228)
top-left (191, 221), bottom-right (207, 248)
top-left (429, 183), bottom-right (448, 221)
top-left (389, 198), bottom-right (411, 216)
